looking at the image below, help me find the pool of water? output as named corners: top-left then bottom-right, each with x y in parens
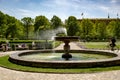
top-left (20, 52), bottom-right (113, 61)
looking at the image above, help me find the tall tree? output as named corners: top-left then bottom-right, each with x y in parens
top-left (66, 16), bottom-right (79, 36)
top-left (97, 22), bottom-right (107, 39)
top-left (50, 15), bottom-right (62, 29)
top-left (80, 19), bottom-right (93, 39)
top-left (6, 20), bottom-right (23, 39)
top-left (107, 21), bottom-right (116, 38)
top-left (21, 17), bottom-right (34, 39)
top-left (114, 19), bottom-right (120, 38)
top-left (92, 20), bottom-right (99, 39)
top-left (34, 15), bottom-right (50, 32)
top-left (0, 11), bottom-right (7, 38)
top-left (3, 15), bottom-right (23, 39)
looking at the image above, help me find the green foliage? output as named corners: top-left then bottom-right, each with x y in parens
top-left (114, 19), bottom-right (120, 38)
top-left (34, 15), bottom-right (50, 32)
top-left (0, 11), bottom-right (24, 39)
top-left (6, 21), bottom-right (23, 39)
top-left (66, 16), bottom-right (79, 36)
top-left (0, 39), bottom-right (53, 43)
top-left (80, 19), bottom-right (93, 39)
top-left (21, 17), bottom-right (34, 39)
top-left (51, 15), bottom-right (62, 29)
top-left (107, 21), bottom-right (116, 37)
top-left (0, 11), bottom-right (8, 38)
top-left (97, 22), bottom-right (107, 39)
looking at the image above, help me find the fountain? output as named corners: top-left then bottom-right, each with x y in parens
top-left (9, 37), bottom-right (120, 68)
top-left (8, 27), bottom-right (120, 68)
top-left (55, 36), bottom-right (79, 60)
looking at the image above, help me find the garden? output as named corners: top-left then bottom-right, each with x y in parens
top-left (0, 10), bottom-right (120, 73)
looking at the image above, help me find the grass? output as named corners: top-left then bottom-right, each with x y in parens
top-left (83, 42), bottom-right (120, 49)
top-left (0, 55), bottom-right (120, 73)
top-left (83, 42), bottom-right (107, 49)
top-left (53, 41), bottom-right (62, 48)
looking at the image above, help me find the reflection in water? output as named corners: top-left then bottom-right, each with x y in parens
top-left (21, 52), bottom-right (112, 61)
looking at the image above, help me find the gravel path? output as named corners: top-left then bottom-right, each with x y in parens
top-left (0, 43), bottom-right (120, 80)
top-left (0, 66), bottom-right (120, 80)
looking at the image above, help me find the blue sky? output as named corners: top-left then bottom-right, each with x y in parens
top-left (0, 0), bottom-right (120, 21)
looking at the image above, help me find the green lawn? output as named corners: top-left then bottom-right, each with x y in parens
top-left (82, 42), bottom-right (120, 49)
top-left (0, 55), bottom-right (120, 73)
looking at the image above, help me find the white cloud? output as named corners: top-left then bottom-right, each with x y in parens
top-left (99, 6), bottom-right (109, 12)
top-left (110, 0), bottom-right (118, 3)
top-left (17, 8), bottom-right (39, 19)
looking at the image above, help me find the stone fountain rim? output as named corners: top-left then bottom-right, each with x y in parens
top-left (9, 50), bottom-right (119, 63)
top-left (8, 49), bottom-right (120, 68)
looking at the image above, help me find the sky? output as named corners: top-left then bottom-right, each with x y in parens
top-left (0, 0), bottom-right (120, 21)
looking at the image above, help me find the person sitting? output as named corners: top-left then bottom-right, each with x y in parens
top-left (6, 41), bottom-right (11, 51)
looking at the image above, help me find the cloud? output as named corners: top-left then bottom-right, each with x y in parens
top-left (99, 6), bottom-right (109, 12)
top-left (17, 9), bottom-right (34, 16)
top-left (110, 0), bottom-right (120, 3)
top-left (98, 4), bottom-right (120, 14)
top-left (15, 9), bottom-right (37, 19)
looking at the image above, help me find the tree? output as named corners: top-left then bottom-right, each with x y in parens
top-left (80, 19), bottom-right (93, 39)
top-left (34, 15), bottom-right (50, 32)
top-left (91, 20), bottom-right (100, 39)
top-left (0, 11), bottom-right (7, 38)
top-left (21, 17), bottom-right (34, 39)
top-left (97, 22), bottom-right (107, 39)
top-left (0, 11), bottom-right (24, 39)
top-left (107, 21), bottom-right (116, 38)
top-left (114, 19), bottom-right (120, 38)
top-left (50, 15), bottom-right (62, 29)
top-left (34, 15), bottom-right (50, 40)
top-left (5, 19), bottom-right (24, 39)
top-left (66, 16), bottom-right (79, 36)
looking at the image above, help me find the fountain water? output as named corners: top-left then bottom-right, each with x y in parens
top-left (33, 27), bottom-right (67, 49)
top-left (35, 27), bottom-right (67, 40)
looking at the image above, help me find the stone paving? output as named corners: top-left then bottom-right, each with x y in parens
top-left (0, 43), bottom-right (120, 80)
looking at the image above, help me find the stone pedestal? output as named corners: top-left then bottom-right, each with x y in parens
top-left (55, 36), bottom-right (79, 60)
top-left (62, 41), bottom-right (72, 60)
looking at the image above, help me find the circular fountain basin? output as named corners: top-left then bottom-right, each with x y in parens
top-left (9, 50), bottom-right (120, 68)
